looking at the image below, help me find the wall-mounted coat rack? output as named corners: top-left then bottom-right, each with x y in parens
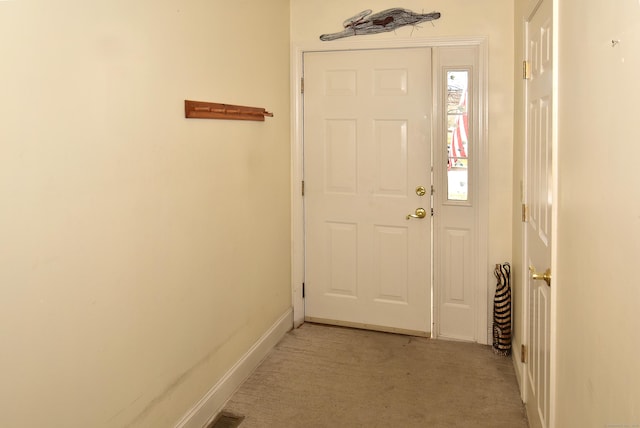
top-left (184, 100), bottom-right (273, 122)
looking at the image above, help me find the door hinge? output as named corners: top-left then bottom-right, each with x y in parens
top-left (302, 282), bottom-right (305, 298)
top-left (301, 180), bottom-right (305, 196)
top-left (523, 60), bottom-right (531, 80)
top-left (301, 77), bottom-right (304, 94)
top-left (431, 208), bottom-right (434, 216)
top-left (430, 185), bottom-right (435, 196)
top-left (521, 344), bottom-right (527, 363)
top-left (521, 204), bottom-right (528, 222)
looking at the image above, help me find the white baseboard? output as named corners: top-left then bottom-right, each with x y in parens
top-left (174, 308), bottom-right (293, 428)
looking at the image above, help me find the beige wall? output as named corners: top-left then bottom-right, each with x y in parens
top-left (513, 0), bottom-right (640, 425)
top-left (555, 1), bottom-right (640, 426)
top-left (0, 1), bottom-right (291, 427)
top-left (291, 0), bottom-right (515, 326)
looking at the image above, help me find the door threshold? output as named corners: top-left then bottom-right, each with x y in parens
top-left (305, 316), bottom-right (431, 338)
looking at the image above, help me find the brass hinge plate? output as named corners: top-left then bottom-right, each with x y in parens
top-left (301, 77), bottom-right (304, 94)
top-left (521, 344), bottom-right (527, 363)
top-left (301, 180), bottom-right (305, 196)
top-left (523, 60), bottom-right (531, 80)
top-left (521, 204), bottom-right (528, 222)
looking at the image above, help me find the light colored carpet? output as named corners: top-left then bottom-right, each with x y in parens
top-left (223, 323), bottom-right (529, 427)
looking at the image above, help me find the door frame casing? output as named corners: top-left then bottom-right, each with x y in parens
top-left (291, 37), bottom-right (489, 344)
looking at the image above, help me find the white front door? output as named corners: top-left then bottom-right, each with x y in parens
top-left (303, 48), bottom-right (432, 335)
top-left (524, 1), bottom-right (553, 426)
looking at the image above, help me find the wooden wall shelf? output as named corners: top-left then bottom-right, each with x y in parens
top-left (185, 100), bottom-right (273, 122)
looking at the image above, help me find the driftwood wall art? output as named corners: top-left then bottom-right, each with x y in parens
top-left (184, 100), bottom-right (273, 122)
top-left (320, 8), bottom-right (441, 41)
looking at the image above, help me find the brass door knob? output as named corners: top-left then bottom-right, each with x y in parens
top-left (406, 208), bottom-right (427, 220)
top-left (529, 266), bottom-right (551, 287)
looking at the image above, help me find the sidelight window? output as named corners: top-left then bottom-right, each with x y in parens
top-left (446, 70), bottom-right (470, 201)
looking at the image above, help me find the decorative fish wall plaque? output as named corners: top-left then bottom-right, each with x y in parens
top-left (320, 8), bottom-right (441, 41)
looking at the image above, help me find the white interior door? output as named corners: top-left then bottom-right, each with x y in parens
top-left (303, 48), bottom-right (432, 335)
top-left (525, 1), bottom-right (553, 427)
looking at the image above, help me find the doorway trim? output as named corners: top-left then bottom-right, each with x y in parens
top-left (291, 37), bottom-right (489, 344)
